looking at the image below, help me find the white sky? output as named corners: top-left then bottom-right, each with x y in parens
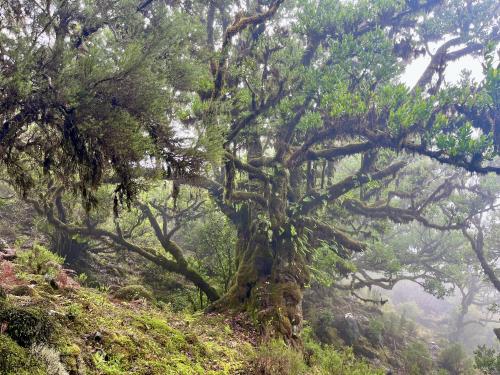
top-left (401, 53), bottom-right (484, 88)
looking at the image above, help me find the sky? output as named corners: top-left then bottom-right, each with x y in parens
top-left (401, 51), bottom-right (485, 88)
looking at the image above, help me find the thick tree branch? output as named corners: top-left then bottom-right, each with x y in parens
top-left (301, 217), bottom-right (366, 254)
top-left (463, 226), bottom-right (500, 292)
top-left (298, 161), bottom-right (406, 214)
top-left (28, 198), bottom-right (220, 301)
top-left (212, 0), bottom-right (285, 100)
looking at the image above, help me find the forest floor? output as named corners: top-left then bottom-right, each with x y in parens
top-left (0, 245), bottom-right (387, 375)
top-left (0, 255), bottom-right (256, 374)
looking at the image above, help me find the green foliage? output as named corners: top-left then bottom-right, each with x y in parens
top-left (184, 210), bottom-right (237, 293)
top-left (366, 317), bottom-right (385, 346)
top-left (474, 345), bottom-right (500, 375)
top-left (93, 352), bottom-right (127, 375)
top-left (17, 244), bottom-right (64, 276)
top-left (438, 343), bottom-right (474, 375)
top-left (310, 242), bottom-right (356, 286)
top-left (402, 341), bottom-right (434, 375)
top-left (303, 327), bottom-right (384, 375)
top-left (250, 326), bottom-right (384, 375)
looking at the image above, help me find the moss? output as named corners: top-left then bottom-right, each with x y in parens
top-left (0, 264), bottom-right (253, 375)
top-left (10, 284), bottom-right (35, 296)
top-left (60, 343), bottom-right (81, 356)
top-left (0, 305), bottom-right (53, 347)
top-left (0, 334), bottom-right (46, 375)
top-left (92, 352), bottom-right (128, 375)
top-left (112, 284), bottom-right (154, 302)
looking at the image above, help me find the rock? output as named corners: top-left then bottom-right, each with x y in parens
top-left (0, 246), bottom-right (16, 261)
top-left (44, 275), bottom-right (59, 290)
top-left (94, 331), bottom-right (103, 343)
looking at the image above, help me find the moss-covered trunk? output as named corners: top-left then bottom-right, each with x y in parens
top-left (219, 219), bottom-right (308, 347)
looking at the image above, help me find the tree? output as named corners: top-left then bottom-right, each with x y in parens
top-left (0, 0), bottom-right (202, 207)
top-left (172, 0), bottom-right (500, 343)
top-left (28, 185), bottom-right (220, 302)
top-left (3, 0), bottom-right (500, 345)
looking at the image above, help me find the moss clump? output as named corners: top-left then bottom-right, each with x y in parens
top-left (10, 284), bottom-right (35, 296)
top-left (112, 284), bottom-right (153, 302)
top-left (0, 306), bottom-right (53, 347)
top-left (0, 334), bottom-right (46, 375)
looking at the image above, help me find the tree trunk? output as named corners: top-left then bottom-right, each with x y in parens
top-left (216, 221), bottom-right (308, 347)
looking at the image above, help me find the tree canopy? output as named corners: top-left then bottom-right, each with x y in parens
top-left (1, 0), bottom-right (499, 345)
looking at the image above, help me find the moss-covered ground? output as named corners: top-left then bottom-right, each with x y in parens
top-left (0, 246), bottom-right (385, 375)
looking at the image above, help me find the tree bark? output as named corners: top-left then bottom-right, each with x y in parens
top-left (215, 223), bottom-right (308, 347)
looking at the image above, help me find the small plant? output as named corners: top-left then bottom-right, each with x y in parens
top-left (66, 303), bottom-right (83, 321)
top-left (17, 244), bottom-right (64, 276)
top-left (93, 351), bottom-right (127, 375)
top-left (76, 273), bottom-right (88, 285)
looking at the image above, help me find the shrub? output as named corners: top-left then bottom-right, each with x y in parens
top-left (402, 341), bottom-right (434, 375)
top-left (438, 343), bottom-right (474, 375)
top-left (366, 317), bottom-right (385, 346)
top-left (17, 244), bottom-right (63, 275)
top-left (474, 345), bottom-right (500, 375)
top-left (309, 345), bottom-right (385, 375)
top-left (303, 326), bottom-right (384, 375)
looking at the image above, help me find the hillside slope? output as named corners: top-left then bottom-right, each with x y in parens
top-left (0, 245), bottom-right (384, 375)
